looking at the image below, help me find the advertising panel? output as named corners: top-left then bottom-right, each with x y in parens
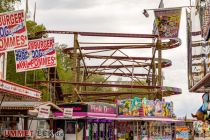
top-left (117, 97), bottom-right (173, 117)
top-left (0, 10), bottom-right (28, 52)
top-left (88, 102), bottom-right (116, 114)
top-left (38, 105), bottom-right (51, 118)
top-left (0, 79), bottom-right (41, 99)
top-left (15, 37), bottom-right (56, 72)
top-left (154, 8), bottom-right (182, 38)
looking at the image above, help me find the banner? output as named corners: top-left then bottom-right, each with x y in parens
top-left (154, 8), bottom-right (182, 38)
top-left (0, 10), bottom-right (28, 52)
top-left (15, 37), bottom-right (56, 72)
top-left (117, 97), bottom-right (144, 117)
top-left (117, 97), bottom-right (173, 117)
top-left (0, 79), bottom-right (41, 100)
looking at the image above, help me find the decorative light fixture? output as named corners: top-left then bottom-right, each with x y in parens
top-left (143, 9), bottom-right (149, 17)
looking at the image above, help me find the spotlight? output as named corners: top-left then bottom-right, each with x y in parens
top-left (143, 9), bottom-right (149, 17)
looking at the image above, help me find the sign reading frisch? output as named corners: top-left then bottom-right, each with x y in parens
top-left (0, 10), bottom-right (28, 52)
top-left (15, 37), bottom-right (57, 72)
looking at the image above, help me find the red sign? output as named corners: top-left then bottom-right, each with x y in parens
top-left (3, 130), bottom-right (33, 137)
top-left (89, 104), bottom-right (116, 114)
top-left (15, 37), bottom-right (56, 72)
top-left (0, 10), bottom-right (28, 52)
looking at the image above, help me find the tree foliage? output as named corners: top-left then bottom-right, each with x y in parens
top-left (0, 0), bottom-right (20, 13)
top-left (55, 44), bottom-right (73, 95)
top-left (26, 20), bottom-right (46, 39)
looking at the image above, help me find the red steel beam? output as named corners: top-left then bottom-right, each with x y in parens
top-left (192, 54), bottom-right (206, 58)
top-left (63, 45), bottom-right (153, 52)
top-left (189, 73), bottom-right (210, 92)
top-left (79, 42), bottom-right (152, 44)
top-left (37, 30), bottom-right (158, 38)
top-left (87, 71), bottom-right (152, 77)
top-left (80, 64), bottom-right (150, 68)
top-left (70, 82), bottom-right (160, 89)
top-left (84, 55), bottom-right (154, 60)
top-left (63, 39), bottom-right (180, 52)
top-left (62, 91), bottom-right (156, 97)
top-left (191, 31), bottom-right (202, 36)
top-left (79, 62), bottom-right (171, 69)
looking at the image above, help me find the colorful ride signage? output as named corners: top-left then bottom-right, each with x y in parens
top-left (0, 79), bottom-right (41, 100)
top-left (88, 103), bottom-right (116, 114)
top-left (0, 10), bottom-right (28, 52)
top-left (117, 97), bottom-right (174, 117)
top-left (15, 37), bottom-right (57, 72)
top-left (154, 8), bottom-right (181, 38)
top-left (118, 97), bottom-right (144, 117)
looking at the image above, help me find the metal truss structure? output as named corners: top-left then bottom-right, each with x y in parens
top-left (187, 3), bottom-right (210, 93)
top-left (35, 30), bottom-right (182, 102)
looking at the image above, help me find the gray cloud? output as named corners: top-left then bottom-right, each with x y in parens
top-left (36, 0), bottom-right (101, 10)
top-left (36, 0), bottom-right (158, 11)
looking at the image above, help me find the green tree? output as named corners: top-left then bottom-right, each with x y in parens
top-left (55, 44), bottom-right (73, 95)
top-left (0, 0), bottom-right (20, 13)
top-left (26, 20), bottom-right (46, 39)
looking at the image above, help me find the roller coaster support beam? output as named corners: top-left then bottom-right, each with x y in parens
top-left (157, 39), bottom-right (163, 99)
top-left (72, 33), bottom-right (81, 101)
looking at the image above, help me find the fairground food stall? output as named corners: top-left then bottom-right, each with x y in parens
top-left (54, 102), bottom-right (117, 140)
top-left (0, 79), bottom-right (41, 139)
top-left (0, 101), bottom-right (63, 139)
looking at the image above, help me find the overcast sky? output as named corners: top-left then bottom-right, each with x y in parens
top-left (19, 0), bottom-right (203, 118)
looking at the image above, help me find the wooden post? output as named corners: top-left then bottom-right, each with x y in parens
top-left (24, 72), bottom-right (27, 86)
top-left (76, 122), bottom-right (78, 140)
top-left (147, 121), bottom-right (150, 139)
top-left (23, 116), bottom-right (28, 140)
top-left (48, 68), bottom-right (51, 101)
top-left (85, 121), bottom-right (88, 140)
top-left (157, 39), bottom-right (162, 99)
top-left (150, 47), bottom-right (157, 100)
top-left (114, 121), bottom-right (117, 140)
top-left (152, 47), bottom-right (156, 87)
top-left (50, 118), bottom-right (53, 138)
top-left (137, 121), bottom-right (139, 140)
top-left (72, 33), bottom-right (79, 101)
